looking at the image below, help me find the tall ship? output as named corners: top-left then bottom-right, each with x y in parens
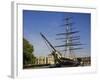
top-left (40, 16), bottom-right (83, 67)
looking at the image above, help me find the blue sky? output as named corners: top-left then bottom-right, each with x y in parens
top-left (23, 10), bottom-right (91, 57)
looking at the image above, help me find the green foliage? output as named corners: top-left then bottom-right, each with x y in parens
top-left (23, 38), bottom-right (36, 65)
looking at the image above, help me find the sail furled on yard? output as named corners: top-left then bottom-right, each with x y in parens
top-left (55, 17), bottom-right (83, 58)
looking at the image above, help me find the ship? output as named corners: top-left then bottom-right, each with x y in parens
top-left (40, 17), bottom-right (83, 67)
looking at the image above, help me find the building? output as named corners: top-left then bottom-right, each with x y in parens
top-left (47, 54), bottom-right (55, 64)
top-left (35, 54), bottom-right (55, 65)
top-left (35, 56), bottom-right (47, 64)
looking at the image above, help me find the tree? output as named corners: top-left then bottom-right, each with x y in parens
top-left (23, 38), bottom-right (36, 65)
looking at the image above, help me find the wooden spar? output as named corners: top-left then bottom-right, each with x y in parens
top-left (40, 32), bottom-right (56, 52)
top-left (56, 31), bottom-right (79, 35)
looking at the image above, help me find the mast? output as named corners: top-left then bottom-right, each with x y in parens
top-left (55, 17), bottom-right (83, 59)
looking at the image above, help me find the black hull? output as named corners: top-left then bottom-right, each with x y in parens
top-left (50, 57), bottom-right (80, 68)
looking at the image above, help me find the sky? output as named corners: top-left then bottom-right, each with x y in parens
top-left (23, 10), bottom-right (91, 57)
